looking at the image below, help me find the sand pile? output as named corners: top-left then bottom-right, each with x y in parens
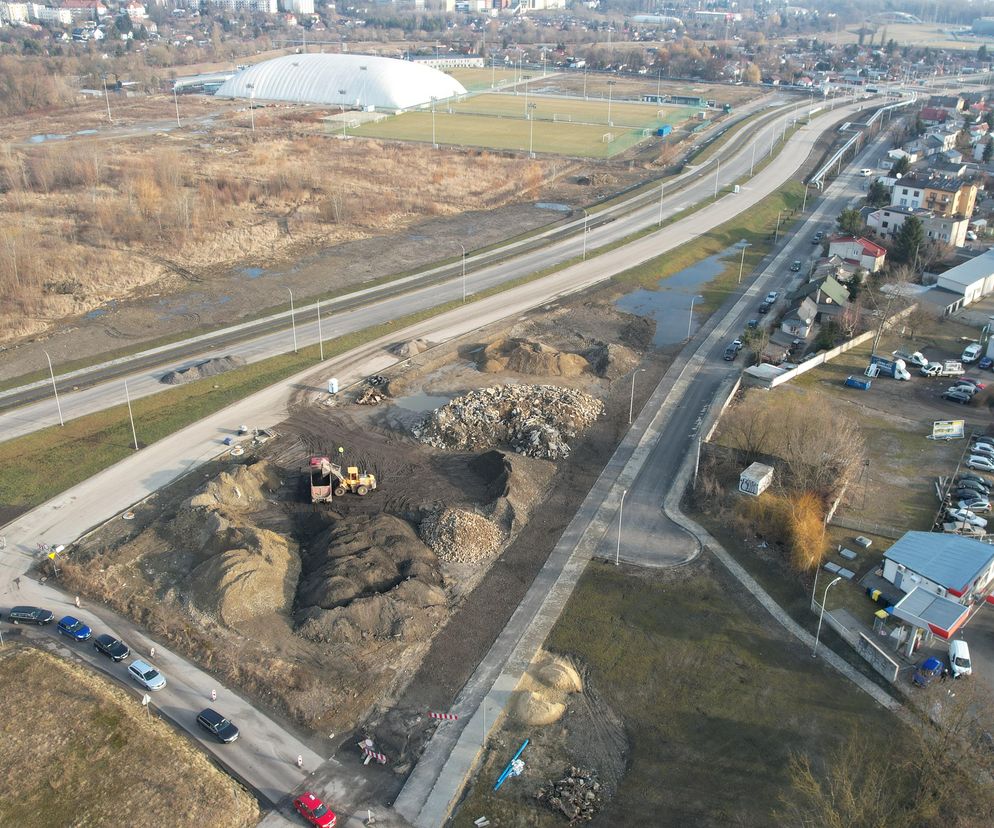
top-left (189, 526), bottom-right (298, 627)
top-left (480, 338), bottom-right (590, 377)
top-left (509, 651), bottom-right (583, 726)
top-left (160, 355), bottom-right (246, 385)
top-left (295, 514), bottom-right (447, 645)
top-left (392, 338), bottom-right (432, 358)
top-left (413, 384), bottom-right (603, 460)
top-left (187, 462), bottom-right (280, 511)
top-left (586, 342), bottom-right (638, 380)
top-left (419, 507), bottom-right (504, 564)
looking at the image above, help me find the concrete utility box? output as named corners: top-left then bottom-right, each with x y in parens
top-left (739, 462), bottom-right (774, 497)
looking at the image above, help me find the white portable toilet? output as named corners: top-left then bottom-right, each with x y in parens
top-left (328, 378), bottom-right (339, 394)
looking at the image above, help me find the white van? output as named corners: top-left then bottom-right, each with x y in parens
top-left (949, 639), bottom-right (972, 678)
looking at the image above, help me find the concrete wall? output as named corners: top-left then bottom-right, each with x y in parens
top-left (856, 632), bottom-right (900, 682)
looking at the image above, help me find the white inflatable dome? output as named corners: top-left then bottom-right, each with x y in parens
top-left (215, 53), bottom-right (467, 111)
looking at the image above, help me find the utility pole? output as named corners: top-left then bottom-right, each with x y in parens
top-left (124, 379), bottom-right (138, 451)
top-left (657, 182), bottom-right (665, 226)
top-left (285, 287), bottom-right (297, 353)
top-left (44, 350), bottom-right (64, 427)
top-left (316, 299), bottom-right (324, 361)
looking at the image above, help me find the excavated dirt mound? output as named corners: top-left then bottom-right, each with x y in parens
top-left (160, 355), bottom-right (246, 385)
top-left (419, 507), bottom-right (504, 564)
top-left (187, 462), bottom-right (281, 511)
top-left (392, 338), bottom-right (433, 358)
top-left (509, 650), bottom-right (583, 726)
top-left (479, 338), bottom-right (590, 377)
top-left (469, 449), bottom-right (556, 534)
top-left (295, 514), bottom-right (447, 645)
top-left (413, 384), bottom-right (603, 460)
top-left (188, 525), bottom-right (299, 628)
top-left (585, 341), bottom-right (638, 380)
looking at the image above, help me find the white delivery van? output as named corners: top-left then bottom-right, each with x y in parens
top-left (949, 639), bottom-right (972, 678)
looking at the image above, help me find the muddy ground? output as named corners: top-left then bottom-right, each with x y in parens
top-left (58, 282), bottom-right (674, 791)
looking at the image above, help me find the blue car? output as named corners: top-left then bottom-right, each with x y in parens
top-left (57, 615), bottom-right (92, 642)
top-left (912, 656), bottom-right (944, 687)
top-left (980, 357), bottom-right (994, 371)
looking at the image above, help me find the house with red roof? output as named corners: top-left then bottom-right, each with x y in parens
top-left (920, 106), bottom-right (948, 125)
top-left (827, 235), bottom-right (886, 273)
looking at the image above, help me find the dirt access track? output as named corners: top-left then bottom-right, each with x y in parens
top-left (58, 284), bottom-right (664, 787)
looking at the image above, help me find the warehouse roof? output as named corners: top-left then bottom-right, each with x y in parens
top-left (215, 53), bottom-right (467, 111)
top-left (936, 247), bottom-right (994, 290)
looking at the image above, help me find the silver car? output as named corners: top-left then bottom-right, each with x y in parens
top-left (127, 659), bottom-right (167, 691)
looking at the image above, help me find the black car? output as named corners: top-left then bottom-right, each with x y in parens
top-left (758, 302), bottom-right (771, 314)
top-left (6, 606), bottom-right (54, 625)
top-left (958, 479), bottom-right (991, 495)
top-left (93, 633), bottom-right (130, 662)
top-left (943, 389), bottom-right (972, 405)
top-left (197, 708), bottom-right (240, 743)
top-left (747, 319), bottom-right (759, 329)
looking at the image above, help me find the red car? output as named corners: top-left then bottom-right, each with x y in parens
top-left (293, 792), bottom-right (336, 827)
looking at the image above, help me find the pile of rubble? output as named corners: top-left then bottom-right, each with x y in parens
top-left (356, 386), bottom-right (386, 406)
top-left (160, 355), bottom-right (246, 385)
top-left (535, 767), bottom-right (604, 825)
top-left (413, 384), bottom-right (603, 460)
top-left (419, 507), bottom-right (503, 564)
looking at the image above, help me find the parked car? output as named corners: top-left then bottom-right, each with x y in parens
top-left (6, 606), bottom-right (54, 625)
top-left (859, 168), bottom-right (874, 176)
top-left (765, 291), bottom-right (779, 304)
top-left (970, 444), bottom-right (994, 459)
top-left (949, 384), bottom-right (979, 396)
top-left (57, 615), bottom-right (91, 641)
top-left (293, 792), bottom-right (337, 827)
top-left (790, 260), bottom-right (802, 271)
top-left (967, 455), bottom-right (994, 472)
top-left (949, 640), bottom-right (972, 678)
top-left (127, 659), bottom-right (166, 691)
top-left (812, 231), bottom-right (824, 243)
top-left (920, 362), bottom-right (944, 377)
top-left (913, 656), bottom-right (945, 687)
top-left (958, 498), bottom-right (992, 513)
top-left (747, 319), bottom-right (759, 329)
top-left (963, 342), bottom-right (982, 363)
top-left (955, 481), bottom-right (990, 497)
top-left (960, 377), bottom-right (987, 390)
top-left (946, 508), bottom-right (987, 528)
top-left (758, 302), bottom-right (771, 314)
top-left (979, 356), bottom-right (993, 370)
top-left (958, 476), bottom-right (991, 493)
top-left (723, 345), bottom-right (738, 361)
top-left (943, 389), bottom-right (972, 404)
top-left (93, 633), bottom-right (130, 662)
top-left (197, 708), bottom-right (240, 743)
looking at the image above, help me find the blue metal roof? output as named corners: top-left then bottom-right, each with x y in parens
top-left (885, 531), bottom-right (994, 590)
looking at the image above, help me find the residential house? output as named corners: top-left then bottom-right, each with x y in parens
top-left (926, 94), bottom-right (965, 115)
top-left (883, 531), bottom-right (994, 605)
top-left (867, 205), bottom-right (969, 248)
top-left (780, 296), bottom-right (817, 338)
top-left (921, 176), bottom-right (978, 218)
top-left (29, 3), bottom-right (71, 23)
top-left (0, 2), bottom-right (28, 22)
top-left (827, 235), bottom-right (887, 272)
top-left (919, 106), bottom-right (948, 125)
top-left (787, 274), bottom-right (851, 320)
top-left (62, 0), bottom-right (107, 18)
top-left (812, 254), bottom-right (864, 284)
top-left (122, 0), bottom-right (146, 19)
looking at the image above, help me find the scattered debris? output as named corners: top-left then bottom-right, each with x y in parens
top-left (536, 767), bottom-right (604, 825)
top-left (392, 338), bottom-right (433, 358)
top-left (413, 384), bottom-right (603, 460)
top-left (419, 507), bottom-right (503, 564)
top-left (356, 386), bottom-right (386, 406)
top-left (160, 355), bottom-right (246, 385)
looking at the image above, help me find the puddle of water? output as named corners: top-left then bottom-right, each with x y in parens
top-left (75, 129), bottom-right (98, 136)
top-left (408, 234), bottom-right (429, 241)
top-left (239, 267), bottom-right (266, 279)
top-left (28, 133), bottom-right (67, 143)
top-left (392, 391), bottom-right (451, 413)
top-left (85, 308), bottom-right (107, 318)
top-left (535, 202), bottom-right (571, 212)
top-left (615, 245), bottom-right (741, 346)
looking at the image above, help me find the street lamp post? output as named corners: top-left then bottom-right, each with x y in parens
top-left (750, 140), bottom-right (757, 175)
top-left (339, 89), bottom-right (348, 139)
top-left (629, 368), bottom-right (646, 424)
top-left (124, 379), bottom-right (138, 451)
top-left (101, 75), bottom-right (113, 123)
top-left (458, 243), bottom-right (466, 302)
top-left (607, 80), bottom-right (616, 126)
top-left (285, 287), bottom-right (297, 353)
top-left (359, 65), bottom-right (368, 111)
top-left (431, 96), bottom-right (438, 148)
top-left (687, 295), bottom-right (700, 339)
top-left (615, 488), bottom-right (627, 566)
top-left (714, 158), bottom-right (720, 200)
top-left (246, 83), bottom-right (255, 133)
top-left (737, 241), bottom-right (752, 284)
top-left (173, 85), bottom-right (181, 127)
top-left (527, 102), bottom-right (537, 157)
top-left (812, 576), bottom-right (843, 657)
top-left (774, 209), bottom-right (783, 243)
top-left (581, 208), bottom-right (588, 260)
top-left (44, 350), bottom-right (64, 427)
top-left (657, 181), bottom-right (665, 226)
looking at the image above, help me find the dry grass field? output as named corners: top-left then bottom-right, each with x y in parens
top-left (0, 645), bottom-right (259, 828)
top-left (0, 96), bottom-right (573, 344)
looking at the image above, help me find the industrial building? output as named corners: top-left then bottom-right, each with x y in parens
top-left (215, 54), bottom-right (467, 111)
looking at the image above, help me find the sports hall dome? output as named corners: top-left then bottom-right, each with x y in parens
top-left (216, 53), bottom-right (467, 111)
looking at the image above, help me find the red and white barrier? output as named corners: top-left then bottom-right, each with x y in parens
top-left (428, 711), bottom-right (459, 721)
top-left (362, 746), bottom-right (387, 764)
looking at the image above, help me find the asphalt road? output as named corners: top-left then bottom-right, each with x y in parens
top-left (0, 96), bottom-right (883, 821)
top-left (0, 93), bottom-right (836, 442)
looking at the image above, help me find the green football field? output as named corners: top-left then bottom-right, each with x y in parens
top-left (347, 93), bottom-right (695, 158)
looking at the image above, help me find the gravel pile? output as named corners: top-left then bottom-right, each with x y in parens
top-left (413, 384), bottom-right (603, 460)
top-left (160, 355), bottom-right (245, 385)
top-left (419, 507), bottom-right (503, 563)
top-left (536, 767), bottom-right (604, 825)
